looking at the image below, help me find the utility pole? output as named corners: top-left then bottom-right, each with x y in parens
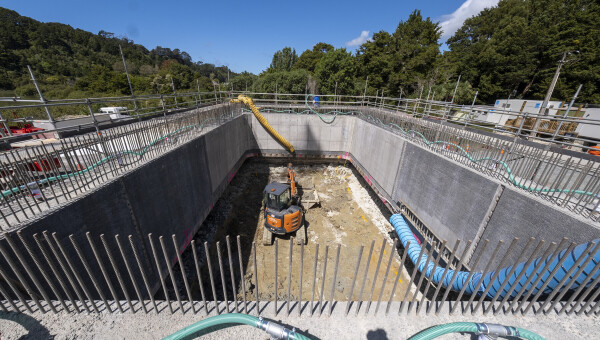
top-left (504, 88), bottom-right (517, 109)
top-left (424, 86), bottom-right (431, 117)
top-left (213, 83), bottom-right (218, 104)
top-left (171, 77), bottom-right (178, 108)
top-left (195, 79), bottom-right (200, 108)
top-left (445, 75), bottom-right (461, 120)
top-left (119, 45), bottom-right (138, 112)
top-left (334, 81), bottom-right (338, 107)
top-left (550, 84), bottom-right (582, 146)
top-left (530, 51), bottom-right (573, 136)
top-left (450, 75), bottom-right (461, 105)
top-left (362, 76), bottom-right (368, 106)
top-left (426, 90), bottom-right (436, 119)
top-left (413, 86), bottom-right (423, 114)
top-left (27, 65), bottom-right (54, 122)
top-left (465, 90), bottom-right (478, 127)
top-left (397, 87), bottom-right (403, 110)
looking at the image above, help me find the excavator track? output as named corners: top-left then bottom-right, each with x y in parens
top-left (259, 212), bottom-right (274, 246)
top-left (295, 222), bottom-right (307, 245)
top-left (262, 225), bottom-right (274, 246)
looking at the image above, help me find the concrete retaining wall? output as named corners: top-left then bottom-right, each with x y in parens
top-left (393, 142), bottom-right (501, 258)
top-left (248, 113), bottom-right (353, 153)
top-left (3, 114), bottom-right (255, 299)
top-left (9, 109), bottom-right (600, 297)
top-left (249, 112), bottom-right (600, 270)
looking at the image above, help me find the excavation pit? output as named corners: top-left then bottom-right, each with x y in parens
top-left (164, 158), bottom-right (413, 306)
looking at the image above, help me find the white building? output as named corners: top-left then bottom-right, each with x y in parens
top-left (476, 99), bottom-right (565, 126)
top-left (469, 99), bottom-right (600, 143)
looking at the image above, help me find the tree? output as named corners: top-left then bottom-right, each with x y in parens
top-left (267, 47), bottom-right (298, 72)
top-left (0, 7), bottom-right (240, 97)
top-left (293, 42), bottom-right (334, 72)
top-left (139, 65), bottom-right (156, 76)
top-left (390, 10), bottom-right (442, 95)
top-left (355, 10), bottom-right (442, 97)
top-left (314, 48), bottom-right (355, 95)
top-left (446, 0), bottom-right (600, 103)
top-left (230, 71), bottom-right (258, 91)
top-left (355, 31), bottom-right (394, 95)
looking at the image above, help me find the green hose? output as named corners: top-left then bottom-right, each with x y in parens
top-left (408, 322), bottom-right (545, 340)
top-left (304, 94), bottom-right (355, 123)
top-left (161, 313), bottom-right (311, 340)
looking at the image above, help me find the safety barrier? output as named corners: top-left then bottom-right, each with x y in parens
top-left (0, 229), bottom-right (598, 317)
top-left (2, 92), bottom-right (600, 228)
top-left (0, 103), bottom-right (241, 231)
top-left (2, 101), bottom-right (599, 230)
top-left (250, 102), bottom-right (600, 223)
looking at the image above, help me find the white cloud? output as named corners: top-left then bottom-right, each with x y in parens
top-left (346, 30), bottom-right (372, 47)
top-left (439, 0), bottom-right (499, 42)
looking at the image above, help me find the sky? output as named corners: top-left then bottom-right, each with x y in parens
top-left (2, 0), bottom-right (499, 74)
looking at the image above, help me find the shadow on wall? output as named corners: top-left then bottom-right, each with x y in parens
top-left (305, 123), bottom-right (320, 152)
top-left (166, 159), bottom-right (271, 301)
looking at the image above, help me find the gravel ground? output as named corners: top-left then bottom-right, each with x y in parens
top-left (164, 160), bottom-right (412, 306)
top-left (0, 301), bottom-right (597, 339)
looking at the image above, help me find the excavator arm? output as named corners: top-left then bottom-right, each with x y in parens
top-left (287, 163), bottom-right (297, 197)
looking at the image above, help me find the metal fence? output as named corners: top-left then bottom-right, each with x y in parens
top-left (0, 230), bottom-right (598, 317)
top-left (1, 93), bottom-right (599, 229)
top-left (244, 97), bottom-right (600, 223)
top-left (241, 91), bottom-right (600, 153)
top-left (0, 103), bottom-right (241, 231)
top-left (361, 108), bottom-right (600, 222)
top-left (0, 90), bottom-right (229, 140)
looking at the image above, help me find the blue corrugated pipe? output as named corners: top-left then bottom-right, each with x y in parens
top-left (390, 214), bottom-right (600, 298)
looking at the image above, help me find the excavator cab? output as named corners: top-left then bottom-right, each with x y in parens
top-left (264, 183), bottom-right (292, 212)
top-left (262, 182), bottom-right (303, 236)
top-left (262, 164), bottom-right (306, 245)
top-left (261, 163), bottom-right (318, 245)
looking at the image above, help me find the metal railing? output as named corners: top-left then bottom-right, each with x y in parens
top-left (360, 108), bottom-right (600, 223)
top-left (233, 91), bottom-right (600, 153)
top-left (0, 103), bottom-right (241, 231)
top-left (0, 91), bottom-right (598, 230)
top-left (0, 230), bottom-right (597, 317)
top-left (240, 94), bottom-right (600, 223)
top-left (0, 90), bottom-right (229, 140)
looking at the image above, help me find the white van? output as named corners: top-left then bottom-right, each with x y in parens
top-left (99, 107), bottom-right (129, 120)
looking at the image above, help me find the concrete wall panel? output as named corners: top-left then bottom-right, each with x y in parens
top-left (394, 143), bottom-right (500, 255)
top-left (474, 188), bottom-right (600, 270)
top-left (11, 108), bottom-right (600, 297)
top-left (205, 116), bottom-right (254, 190)
top-left (350, 119), bottom-right (405, 196)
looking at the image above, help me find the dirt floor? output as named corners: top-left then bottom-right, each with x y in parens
top-left (172, 159), bottom-right (412, 306)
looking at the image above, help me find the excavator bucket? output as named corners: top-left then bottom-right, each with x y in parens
top-left (301, 187), bottom-right (319, 210)
top-left (298, 178), bottom-right (320, 210)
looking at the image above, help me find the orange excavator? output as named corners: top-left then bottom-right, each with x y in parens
top-left (262, 163), bottom-right (318, 245)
